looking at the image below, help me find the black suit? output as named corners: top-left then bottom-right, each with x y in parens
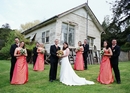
top-left (49, 45), bottom-right (60, 80)
top-left (110, 45), bottom-right (121, 82)
top-left (9, 44), bottom-right (18, 82)
top-left (33, 47), bottom-right (38, 67)
top-left (83, 44), bottom-right (89, 69)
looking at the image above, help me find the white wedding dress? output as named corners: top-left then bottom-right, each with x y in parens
top-left (60, 49), bottom-right (95, 86)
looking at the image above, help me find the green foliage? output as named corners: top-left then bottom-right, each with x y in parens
top-left (121, 42), bottom-right (130, 52)
top-left (0, 30), bottom-right (35, 60)
top-left (0, 60), bottom-right (130, 93)
top-left (0, 28), bottom-right (13, 49)
top-left (111, 0), bottom-right (130, 29)
top-left (101, 0), bottom-right (130, 52)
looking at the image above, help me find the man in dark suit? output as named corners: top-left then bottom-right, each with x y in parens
top-left (110, 39), bottom-right (121, 84)
top-left (33, 42), bottom-right (39, 67)
top-left (83, 39), bottom-right (89, 70)
top-left (49, 39), bottom-right (60, 82)
top-left (9, 37), bottom-right (20, 82)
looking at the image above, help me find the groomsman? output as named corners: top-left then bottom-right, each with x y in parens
top-left (9, 37), bottom-right (20, 82)
top-left (110, 39), bottom-right (121, 84)
top-left (49, 39), bottom-right (60, 82)
top-left (33, 42), bottom-right (39, 67)
top-left (83, 39), bottom-right (89, 70)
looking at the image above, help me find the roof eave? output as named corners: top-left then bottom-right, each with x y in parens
top-left (22, 16), bottom-right (58, 35)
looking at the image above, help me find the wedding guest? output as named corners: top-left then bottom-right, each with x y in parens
top-left (83, 39), bottom-right (89, 70)
top-left (97, 41), bottom-right (114, 84)
top-left (110, 39), bottom-right (121, 84)
top-left (74, 41), bottom-right (84, 70)
top-left (9, 37), bottom-right (20, 82)
top-left (33, 42), bottom-right (39, 67)
top-left (11, 41), bottom-right (28, 84)
top-left (33, 43), bottom-right (45, 71)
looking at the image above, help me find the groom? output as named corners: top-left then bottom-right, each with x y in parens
top-left (110, 39), bottom-right (121, 84)
top-left (49, 39), bottom-right (60, 82)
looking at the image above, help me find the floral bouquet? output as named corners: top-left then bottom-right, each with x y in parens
top-left (20, 49), bottom-right (26, 55)
top-left (57, 50), bottom-right (64, 57)
top-left (100, 49), bottom-right (104, 56)
top-left (76, 47), bottom-right (80, 51)
top-left (41, 49), bottom-right (45, 54)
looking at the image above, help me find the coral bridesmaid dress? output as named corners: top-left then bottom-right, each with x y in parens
top-left (33, 49), bottom-right (44, 71)
top-left (97, 50), bottom-right (114, 84)
top-left (74, 48), bottom-right (84, 70)
top-left (11, 51), bottom-right (28, 84)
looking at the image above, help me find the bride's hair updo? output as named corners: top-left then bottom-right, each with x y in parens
top-left (63, 42), bottom-right (69, 50)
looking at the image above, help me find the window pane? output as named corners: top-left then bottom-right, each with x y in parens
top-left (42, 32), bottom-right (45, 38)
top-left (68, 25), bottom-right (75, 46)
top-left (42, 38), bottom-right (45, 43)
top-left (46, 37), bottom-right (49, 43)
top-left (62, 23), bottom-right (68, 43)
top-left (87, 37), bottom-right (90, 45)
top-left (46, 31), bottom-right (49, 37)
top-left (64, 33), bottom-right (67, 42)
top-left (62, 23), bottom-right (68, 33)
top-left (91, 39), bottom-right (94, 46)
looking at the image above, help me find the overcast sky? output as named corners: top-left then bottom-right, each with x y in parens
top-left (0, 0), bottom-right (114, 29)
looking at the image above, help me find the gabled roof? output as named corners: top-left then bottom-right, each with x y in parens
top-left (22, 3), bottom-right (104, 35)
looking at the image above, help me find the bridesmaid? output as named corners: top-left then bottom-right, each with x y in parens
top-left (74, 41), bottom-right (84, 71)
top-left (97, 41), bottom-right (114, 84)
top-left (33, 43), bottom-right (45, 71)
top-left (11, 41), bottom-right (28, 85)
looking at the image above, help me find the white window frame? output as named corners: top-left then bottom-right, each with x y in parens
top-left (42, 30), bottom-right (50, 43)
top-left (61, 22), bottom-right (75, 46)
top-left (87, 36), bottom-right (95, 47)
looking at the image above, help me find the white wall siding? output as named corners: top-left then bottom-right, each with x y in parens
top-left (88, 20), bottom-right (101, 50)
top-left (25, 22), bottom-right (56, 52)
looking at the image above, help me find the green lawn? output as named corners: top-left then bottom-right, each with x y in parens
top-left (0, 60), bottom-right (130, 93)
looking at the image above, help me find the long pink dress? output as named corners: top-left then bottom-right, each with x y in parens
top-left (33, 49), bottom-right (44, 71)
top-left (74, 47), bottom-right (84, 70)
top-left (11, 50), bottom-right (28, 84)
top-left (97, 49), bottom-right (114, 84)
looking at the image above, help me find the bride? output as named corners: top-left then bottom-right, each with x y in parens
top-left (59, 42), bottom-right (94, 86)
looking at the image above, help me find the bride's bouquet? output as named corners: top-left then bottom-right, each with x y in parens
top-left (20, 49), bottom-right (26, 55)
top-left (57, 50), bottom-right (64, 57)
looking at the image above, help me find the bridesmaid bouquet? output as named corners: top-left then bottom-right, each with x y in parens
top-left (100, 49), bottom-right (104, 56)
top-left (41, 49), bottom-right (45, 54)
top-left (57, 50), bottom-right (64, 57)
top-left (20, 49), bottom-right (26, 55)
top-left (76, 47), bottom-right (80, 51)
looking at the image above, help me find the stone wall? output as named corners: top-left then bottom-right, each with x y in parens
top-left (119, 51), bottom-right (130, 62)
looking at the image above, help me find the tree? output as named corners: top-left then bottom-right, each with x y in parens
top-left (0, 28), bottom-right (13, 49)
top-left (20, 20), bottom-right (41, 31)
top-left (1, 23), bottom-right (10, 29)
top-left (110, 0), bottom-right (130, 31)
top-left (101, 0), bottom-right (130, 51)
top-left (0, 30), bottom-right (35, 60)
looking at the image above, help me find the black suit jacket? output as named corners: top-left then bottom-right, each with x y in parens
top-left (33, 47), bottom-right (38, 63)
top-left (10, 44), bottom-right (18, 59)
top-left (110, 45), bottom-right (120, 64)
top-left (83, 44), bottom-right (89, 57)
top-left (50, 45), bottom-right (60, 63)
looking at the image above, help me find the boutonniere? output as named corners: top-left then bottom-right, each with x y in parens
top-left (113, 49), bottom-right (115, 52)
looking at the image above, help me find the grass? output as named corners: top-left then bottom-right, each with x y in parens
top-left (0, 60), bottom-right (130, 93)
